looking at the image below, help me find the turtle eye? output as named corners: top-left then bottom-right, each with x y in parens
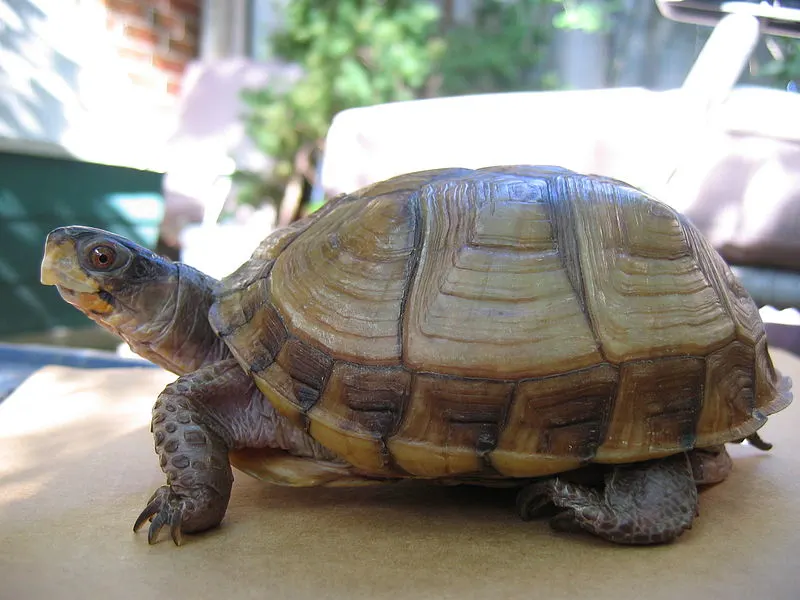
top-left (89, 244), bottom-right (118, 270)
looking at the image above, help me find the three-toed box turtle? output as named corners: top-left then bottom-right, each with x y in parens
top-left (40, 165), bottom-right (792, 546)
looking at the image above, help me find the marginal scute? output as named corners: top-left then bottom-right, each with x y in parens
top-left (252, 362), bottom-right (306, 428)
top-left (387, 375), bottom-right (514, 477)
top-left (275, 338), bottom-right (334, 411)
top-left (210, 279), bottom-right (287, 373)
top-left (755, 336), bottom-right (793, 416)
top-left (595, 357), bottom-right (705, 462)
top-left (695, 340), bottom-right (757, 446)
top-left (491, 363), bottom-right (617, 477)
top-left (308, 363), bottom-right (411, 473)
top-left (211, 279), bottom-right (270, 336)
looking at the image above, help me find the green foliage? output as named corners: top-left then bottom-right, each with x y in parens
top-left (239, 0), bottom-right (444, 206)
top-left (437, 0), bottom-right (558, 96)
top-left (238, 0), bottom-right (624, 210)
top-left (760, 37), bottom-right (800, 88)
top-left (552, 0), bottom-right (619, 33)
top-left (436, 0), bottom-right (620, 97)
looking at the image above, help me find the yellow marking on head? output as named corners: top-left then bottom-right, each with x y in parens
top-left (40, 235), bottom-right (98, 293)
top-left (74, 290), bottom-right (113, 314)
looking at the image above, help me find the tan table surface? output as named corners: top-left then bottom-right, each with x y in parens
top-left (2, 350), bottom-right (799, 600)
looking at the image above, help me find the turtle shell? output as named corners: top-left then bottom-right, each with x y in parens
top-left (209, 166), bottom-right (792, 479)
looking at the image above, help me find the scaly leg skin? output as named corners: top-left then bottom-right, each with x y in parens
top-left (133, 359), bottom-right (253, 546)
top-left (517, 453), bottom-right (698, 545)
top-left (688, 445), bottom-right (733, 486)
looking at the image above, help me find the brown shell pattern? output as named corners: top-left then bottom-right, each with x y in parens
top-left (209, 166), bottom-right (792, 479)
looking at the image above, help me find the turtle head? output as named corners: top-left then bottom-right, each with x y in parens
top-left (41, 226), bottom-right (226, 374)
top-left (41, 226), bottom-right (175, 325)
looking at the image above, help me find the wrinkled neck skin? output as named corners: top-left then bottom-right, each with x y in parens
top-left (87, 262), bottom-right (335, 459)
top-left (96, 263), bottom-right (231, 375)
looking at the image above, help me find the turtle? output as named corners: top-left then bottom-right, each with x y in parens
top-left (40, 165), bottom-right (792, 547)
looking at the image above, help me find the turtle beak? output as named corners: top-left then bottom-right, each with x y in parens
top-left (40, 227), bottom-right (99, 293)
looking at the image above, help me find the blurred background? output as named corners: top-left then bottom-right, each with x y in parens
top-left (1, 0), bottom-right (799, 389)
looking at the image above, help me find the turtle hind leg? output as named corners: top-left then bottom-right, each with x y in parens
top-left (688, 445), bottom-right (733, 486)
top-left (516, 453), bottom-right (698, 545)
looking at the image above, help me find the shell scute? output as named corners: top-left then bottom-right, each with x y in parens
top-left (269, 191), bottom-right (418, 365)
top-left (211, 279), bottom-right (288, 375)
top-left (594, 357), bottom-right (706, 462)
top-left (275, 338), bottom-right (333, 411)
top-left (307, 363), bottom-right (411, 473)
top-left (553, 175), bottom-right (735, 363)
top-left (387, 375), bottom-right (515, 477)
top-left (696, 340), bottom-right (757, 446)
top-left (491, 363), bottom-right (618, 477)
top-left (403, 175), bottom-right (602, 379)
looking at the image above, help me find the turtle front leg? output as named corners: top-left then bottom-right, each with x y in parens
top-left (517, 453), bottom-right (698, 545)
top-left (134, 359), bottom-right (252, 545)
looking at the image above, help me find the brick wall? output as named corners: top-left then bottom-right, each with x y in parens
top-left (103, 0), bottom-right (202, 103)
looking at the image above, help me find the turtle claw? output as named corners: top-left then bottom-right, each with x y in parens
top-left (170, 516), bottom-right (184, 546)
top-left (133, 486), bottom-right (186, 546)
top-left (516, 481), bottom-right (557, 521)
top-left (133, 489), bottom-right (164, 532)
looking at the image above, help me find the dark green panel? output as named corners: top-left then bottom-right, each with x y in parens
top-left (0, 151), bottom-right (165, 336)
